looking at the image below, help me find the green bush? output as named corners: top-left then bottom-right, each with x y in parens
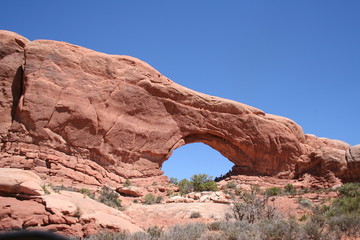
top-left (337, 182), bottom-right (360, 198)
top-left (177, 174), bottom-right (218, 194)
top-left (191, 174), bottom-right (218, 192)
top-left (178, 179), bottom-right (194, 195)
top-left (143, 193), bottom-right (156, 205)
top-left (266, 187), bottom-right (282, 196)
top-left (284, 183), bottom-right (296, 195)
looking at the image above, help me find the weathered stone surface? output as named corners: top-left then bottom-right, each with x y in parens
top-left (116, 186), bottom-right (143, 197)
top-left (0, 168), bottom-right (44, 195)
top-left (0, 196), bottom-right (49, 230)
top-left (345, 145), bottom-right (360, 181)
top-left (0, 30), bottom-right (358, 182)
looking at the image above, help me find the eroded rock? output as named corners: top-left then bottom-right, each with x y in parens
top-left (0, 168), bottom-right (44, 196)
top-left (0, 30), bottom-right (358, 183)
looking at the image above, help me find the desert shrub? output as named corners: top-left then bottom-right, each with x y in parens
top-left (218, 220), bottom-right (260, 240)
top-left (146, 226), bottom-right (163, 239)
top-left (166, 190), bottom-right (173, 196)
top-left (327, 213), bottom-right (360, 238)
top-left (198, 231), bottom-right (225, 240)
top-left (124, 179), bottom-right (132, 187)
top-left (79, 188), bottom-right (95, 199)
top-left (298, 197), bottom-right (312, 208)
top-left (265, 187), bottom-right (282, 196)
top-left (162, 222), bottom-right (207, 240)
top-left (231, 187), bottom-right (276, 224)
top-left (337, 182), bottom-right (360, 198)
top-left (98, 186), bottom-right (122, 209)
top-left (155, 195), bottom-right (163, 203)
top-left (128, 232), bottom-right (149, 240)
top-left (144, 193), bottom-right (156, 205)
top-left (302, 217), bottom-right (326, 240)
top-left (207, 221), bottom-right (221, 231)
top-left (51, 184), bottom-right (78, 193)
top-left (259, 218), bottom-right (302, 240)
top-left (41, 184), bottom-right (51, 195)
top-left (284, 183), bottom-right (296, 195)
top-left (73, 206), bottom-right (82, 218)
top-left (85, 231), bottom-right (127, 240)
top-left (225, 181), bottom-right (237, 189)
top-left (178, 179), bottom-right (194, 195)
top-left (190, 211), bottom-right (202, 218)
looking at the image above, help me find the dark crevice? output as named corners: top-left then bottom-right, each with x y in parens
top-left (11, 66), bottom-right (24, 121)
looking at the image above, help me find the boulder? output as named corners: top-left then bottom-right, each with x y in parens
top-left (345, 145), bottom-right (360, 181)
top-left (116, 186), bottom-right (143, 197)
top-left (0, 168), bottom-right (44, 195)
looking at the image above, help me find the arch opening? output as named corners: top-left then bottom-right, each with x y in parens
top-left (161, 142), bottom-right (235, 181)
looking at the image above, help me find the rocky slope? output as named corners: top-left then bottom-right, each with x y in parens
top-left (0, 30), bottom-right (359, 185)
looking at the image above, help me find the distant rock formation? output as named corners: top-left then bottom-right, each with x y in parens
top-left (0, 30), bottom-right (359, 184)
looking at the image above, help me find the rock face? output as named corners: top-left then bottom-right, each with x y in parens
top-left (0, 168), bottom-right (44, 196)
top-left (0, 30), bottom-right (359, 183)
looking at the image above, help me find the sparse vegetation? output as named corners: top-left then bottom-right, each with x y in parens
top-left (224, 181), bottom-right (237, 189)
top-left (166, 190), bottom-right (173, 196)
top-left (265, 186), bottom-right (282, 196)
top-left (70, 182), bottom-right (360, 240)
top-left (41, 184), bottom-right (51, 195)
top-left (124, 179), bottom-right (132, 187)
top-left (73, 206), bottom-right (82, 218)
top-left (79, 188), bottom-right (95, 199)
top-left (190, 211), bottom-right (202, 218)
top-left (155, 195), bottom-right (163, 204)
top-left (231, 185), bottom-right (276, 223)
top-left (51, 184), bottom-right (78, 193)
top-left (284, 183), bottom-right (296, 195)
top-left (98, 186), bottom-right (122, 210)
top-left (143, 193), bottom-right (156, 205)
top-left (298, 197), bottom-right (312, 208)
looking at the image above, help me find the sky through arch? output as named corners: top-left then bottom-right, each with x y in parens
top-left (161, 142), bottom-right (234, 180)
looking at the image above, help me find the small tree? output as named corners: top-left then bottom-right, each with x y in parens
top-left (190, 174), bottom-right (218, 192)
top-left (178, 179), bottom-right (194, 195)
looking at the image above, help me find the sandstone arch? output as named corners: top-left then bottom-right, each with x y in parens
top-left (164, 133), bottom-right (250, 175)
top-left (0, 30), bottom-right (359, 184)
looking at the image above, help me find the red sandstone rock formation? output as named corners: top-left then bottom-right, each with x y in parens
top-left (0, 30), bottom-right (359, 185)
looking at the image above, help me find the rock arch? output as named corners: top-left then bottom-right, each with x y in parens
top-left (0, 30), bottom-right (359, 184)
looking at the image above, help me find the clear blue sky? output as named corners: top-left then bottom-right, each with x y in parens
top-left (1, 1), bottom-right (359, 180)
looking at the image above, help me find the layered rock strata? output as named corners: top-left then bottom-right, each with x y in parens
top-left (0, 30), bottom-right (359, 185)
